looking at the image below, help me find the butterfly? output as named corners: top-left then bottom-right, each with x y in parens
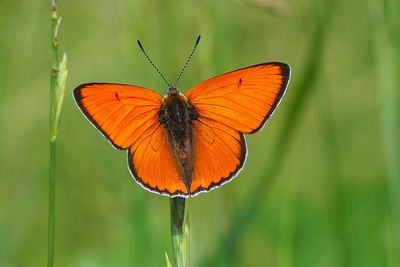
top-left (73, 36), bottom-right (290, 198)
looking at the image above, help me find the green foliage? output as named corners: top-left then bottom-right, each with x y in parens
top-left (368, 0), bottom-right (400, 266)
top-left (0, 0), bottom-right (398, 266)
top-left (165, 252), bottom-right (174, 267)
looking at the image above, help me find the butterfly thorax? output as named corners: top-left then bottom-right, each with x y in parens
top-left (159, 89), bottom-right (198, 192)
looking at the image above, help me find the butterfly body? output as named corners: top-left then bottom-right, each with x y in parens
top-left (159, 87), bottom-right (197, 191)
top-left (74, 62), bottom-right (290, 197)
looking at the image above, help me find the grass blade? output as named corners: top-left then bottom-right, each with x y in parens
top-left (170, 197), bottom-right (190, 267)
top-left (48, 1), bottom-right (67, 266)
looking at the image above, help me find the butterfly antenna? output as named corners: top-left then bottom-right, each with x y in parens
top-left (137, 40), bottom-right (170, 87)
top-left (174, 35), bottom-right (201, 87)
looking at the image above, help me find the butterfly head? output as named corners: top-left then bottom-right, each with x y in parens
top-left (168, 83), bottom-right (178, 91)
top-left (164, 84), bottom-right (180, 97)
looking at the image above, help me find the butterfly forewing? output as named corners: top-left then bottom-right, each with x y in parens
top-left (74, 83), bottom-right (162, 149)
top-left (185, 63), bottom-right (290, 133)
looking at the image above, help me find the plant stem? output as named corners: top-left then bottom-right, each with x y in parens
top-left (48, 1), bottom-right (64, 266)
top-left (48, 141), bottom-right (56, 267)
top-left (170, 197), bottom-right (190, 267)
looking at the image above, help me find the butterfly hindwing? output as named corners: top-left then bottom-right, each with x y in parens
top-left (128, 122), bottom-right (189, 196)
top-left (190, 117), bottom-right (247, 195)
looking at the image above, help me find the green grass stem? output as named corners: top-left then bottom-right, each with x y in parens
top-left (48, 141), bottom-right (56, 267)
top-left (169, 197), bottom-right (190, 267)
top-left (48, 0), bottom-right (67, 266)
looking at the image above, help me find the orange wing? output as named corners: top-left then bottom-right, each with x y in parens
top-left (74, 83), bottom-right (162, 149)
top-left (190, 117), bottom-right (246, 195)
top-left (128, 123), bottom-right (189, 196)
top-left (186, 63), bottom-right (290, 133)
top-left (185, 63), bottom-right (290, 194)
top-left (74, 83), bottom-right (187, 196)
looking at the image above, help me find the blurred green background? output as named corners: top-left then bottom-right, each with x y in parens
top-left (1, 0), bottom-right (399, 266)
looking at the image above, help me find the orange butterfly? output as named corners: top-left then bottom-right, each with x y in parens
top-left (73, 36), bottom-right (290, 197)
